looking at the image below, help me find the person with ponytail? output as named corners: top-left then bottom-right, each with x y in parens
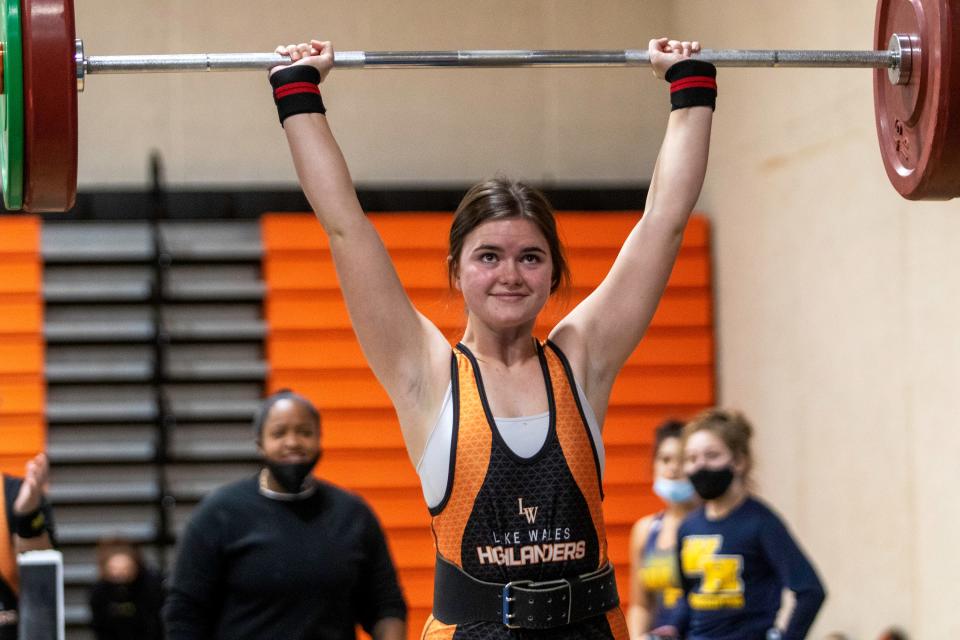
top-left (628, 420), bottom-right (697, 639)
top-left (164, 390), bottom-right (407, 640)
top-left (268, 34), bottom-right (714, 639)
top-left (671, 409), bottom-right (826, 640)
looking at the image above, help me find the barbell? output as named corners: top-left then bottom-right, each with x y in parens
top-left (2, 0), bottom-right (958, 212)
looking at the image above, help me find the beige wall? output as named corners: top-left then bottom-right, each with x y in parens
top-left (671, 1), bottom-right (960, 638)
top-left (74, 1), bottom-right (959, 637)
top-left (75, 0), bottom-right (670, 186)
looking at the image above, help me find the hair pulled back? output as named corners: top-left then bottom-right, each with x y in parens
top-left (447, 178), bottom-right (570, 294)
top-left (683, 408), bottom-right (755, 477)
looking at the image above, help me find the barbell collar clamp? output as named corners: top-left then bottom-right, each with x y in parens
top-left (75, 38), bottom-right (83, 91)
top-left (887, 33), bottom-right (913, 86)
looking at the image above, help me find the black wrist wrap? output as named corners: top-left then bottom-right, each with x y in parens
top-left (665, 59), bottom-right (717, 111)
top-left (270, 65), bottom-right (326, 126)
top-left (14, 508), bottom-right (46, 539)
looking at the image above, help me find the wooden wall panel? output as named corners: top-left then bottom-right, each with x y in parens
top-left (262, 212), bottom-right (715, 638)
top-left (0, 217), bottom-right (45, 477)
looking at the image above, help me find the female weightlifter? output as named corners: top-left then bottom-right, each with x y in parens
top-left (268, 35), bottom-right (716, 639)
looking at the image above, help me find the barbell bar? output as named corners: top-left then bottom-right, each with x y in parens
top-left (2, 0), bottom-right (959, 213)
top-left (79, 48), bottom-right (900, 75)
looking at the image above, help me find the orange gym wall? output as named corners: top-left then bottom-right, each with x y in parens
top-left (262, 211), bottom-right (715, 637)
top-left (0, 217), bottom-right (45, 477)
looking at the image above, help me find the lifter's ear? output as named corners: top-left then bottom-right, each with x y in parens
top-left (448, 255), bottom-right (461, 290)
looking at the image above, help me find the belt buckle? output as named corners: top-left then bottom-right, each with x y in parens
top-left (501, 580), bottom-right (532, 628)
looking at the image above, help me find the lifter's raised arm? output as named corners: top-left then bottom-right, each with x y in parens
top-left (271, 41), bottom-right (450, 457)
top-left (550, 38), bottom-right (714, 407)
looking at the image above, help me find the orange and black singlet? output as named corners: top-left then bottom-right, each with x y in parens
top-left (421, 341), bottom-right (628, 639)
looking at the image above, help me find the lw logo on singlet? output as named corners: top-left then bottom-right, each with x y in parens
top-left (517, 497), bottom-right (538, 524)
top-left (475, 497), bottom-right (587, 566)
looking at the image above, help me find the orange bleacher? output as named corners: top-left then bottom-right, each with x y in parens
top-left (262, 211), bottom-right (715, 638)
top-left (0, 217), bottom-right (45, 477)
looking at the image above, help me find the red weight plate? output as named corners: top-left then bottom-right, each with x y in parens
top-left (22, 0), bottom-right (77, 212)
top-left (874, 0), bottom-right (960, 200)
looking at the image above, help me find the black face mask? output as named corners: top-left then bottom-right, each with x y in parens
top-left (688, 466), bottom-right (735, 500)
top-left (266, 453), bottom-right (320, 493)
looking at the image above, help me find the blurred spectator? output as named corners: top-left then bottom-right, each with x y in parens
top-left (163, 390), bottom-right (406, 640)
top-left (628, 419), bottom-right (698, 638)
top-left (88, 538), bottom-right (164, 640)
top-left (672, 409), bottom-right (826, 639)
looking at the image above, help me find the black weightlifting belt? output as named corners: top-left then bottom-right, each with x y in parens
top-left (432, 554), bottom-right (620, 629)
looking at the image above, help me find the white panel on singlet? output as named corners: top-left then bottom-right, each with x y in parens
top-left (416, 381), bottom-right (606, 509)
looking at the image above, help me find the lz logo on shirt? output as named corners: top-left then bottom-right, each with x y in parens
top-left (681, 535), bottom-right (745, 610)
top-left (517, 497), bottom-right (538, 524)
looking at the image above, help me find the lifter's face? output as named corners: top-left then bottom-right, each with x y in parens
top-left (258, 399), bottom-right (320, 464)
top-left (453, 218), bottom-right (553, 331)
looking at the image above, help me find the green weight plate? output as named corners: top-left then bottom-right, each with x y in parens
top-left (0, 0), bottom-right (23, 210)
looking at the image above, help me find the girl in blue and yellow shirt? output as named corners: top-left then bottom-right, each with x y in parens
top-left (675, 409), bottom-right (826, 640)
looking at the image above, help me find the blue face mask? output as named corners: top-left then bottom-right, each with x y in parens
top-left (653, 477), bottom-right (696, 505)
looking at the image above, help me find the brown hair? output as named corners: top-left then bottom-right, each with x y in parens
top-left (654, 418), bottom-right (685, 456)
top-left (447, 178), bottom-right (571, 294)
top-left (683, 408), bottom-right (755, 478)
